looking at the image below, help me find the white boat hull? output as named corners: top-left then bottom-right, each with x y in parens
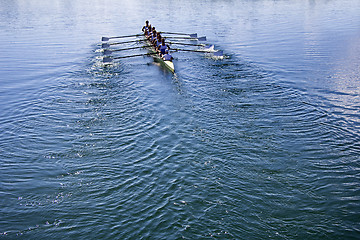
top-left (144, 37), bottom-right (175, 73)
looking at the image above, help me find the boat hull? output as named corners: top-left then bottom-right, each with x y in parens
top-left (144, 37), bottom-right (175, 73)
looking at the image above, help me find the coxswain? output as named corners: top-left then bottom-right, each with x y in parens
top-left (162, 50), bottom-right (173, 61)
top-left (142, 20), bottom-right (149, 32)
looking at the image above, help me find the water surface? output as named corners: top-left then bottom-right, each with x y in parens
top-left (1, 0), bottom-right (360, 239)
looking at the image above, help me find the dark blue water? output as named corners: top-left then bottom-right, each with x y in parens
top-left (1, 0), bottom-right (360, 239)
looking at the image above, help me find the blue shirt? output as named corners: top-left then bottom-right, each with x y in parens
top-left (163, 54), bottom-right (172, 61)
top-left (159, 45), bottom-right (167, 54)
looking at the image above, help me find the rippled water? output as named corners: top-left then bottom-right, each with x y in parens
top-left (1, 0), bottom-right (360, 239)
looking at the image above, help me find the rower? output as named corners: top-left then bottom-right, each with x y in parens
top-left (157, 36), bottom-right (162, 48)
top-left (162, 50), bottom-right (173, 61)
top-left (158, 39), bottom-right (170, 55)
top-left (145, 31), bottom-right (152, 40)
top-left (150, 30), bottom-right (157, 42)
top-left (142, 20), bottom-right (149, 32)
top-left (147, 25), bottom-right (152, 35)
top-left (146, 26), bottom-right (153, 39)
top-left (157, 32), bottom-right (162, 42)
top-left (153, 34), bottom-right (162, 48)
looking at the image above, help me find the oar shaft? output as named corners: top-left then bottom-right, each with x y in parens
top-left (165, 36), bottom-right (206, 41)
top-left (160, 32), bottom-right (197, 38)
top-left (103, 46), bottom-right (146, 55)
top-left (102, 34), bottom-right (143, 41)
top-left (173, 49), bottom-right (223, 56)
top-left (103, 52), bottom-right (158, 62)
top-left (114, 52), bottom-right (157, 59)
top-left (165, 36), bottom-right (196, 40)
top-left (173, 49), bottom-right (207, 53)
top-left (169, 42), bottom-right (206, 47)
top-left (112, 46), bottom-right (146, 52)
top-left (102, 39), bottom-right (146, 48)
top-left (110, 39), bottom-right (146, 45)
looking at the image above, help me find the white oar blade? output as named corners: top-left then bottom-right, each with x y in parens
top-left (201, 45), bottom-right (215, 52)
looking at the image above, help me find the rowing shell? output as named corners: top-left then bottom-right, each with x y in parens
top-left (144, 36), bottom-right (175, 73)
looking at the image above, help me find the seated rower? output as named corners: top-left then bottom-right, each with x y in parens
top-left (151, 26), bottom-right (156, 33)
top-left (157, 36), bottom-right (162, 48)
top-left (150, 30), bottom-right (157, 42)
top-left (153, 35), bottom-right (162, 48)
top-left (162, 50), bottom-right (173, 61)
top-left (142, 20), bottom-right (149, 32)
top-left (146, 30), bottom-right (152, 40)
top-left (157, 39), bottom-right (170, 55)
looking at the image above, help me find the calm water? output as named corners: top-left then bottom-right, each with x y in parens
top-left (1, 0), bottom-right (360, 239)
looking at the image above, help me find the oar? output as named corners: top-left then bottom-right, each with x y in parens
top-left (165, 36), bottom-right (206, 41)
top-left (103, 46), bottom-right (146, 55)
top-left (103, 52), bottom-right (158, 63)
top-left (213, 50), bottom-right (224, 57)
top-left (173, 49), bottom-right (223, 56)
top-left (169, 42), bottom-right (209, 47)
top-left (160, 32), bottom-right (197, 38)
top-left (101, 39), bottom-right (147, 48)
top-left (102, 34), bottom-right (143, 41)
top-left (172, 48), bottom-right (210, 53)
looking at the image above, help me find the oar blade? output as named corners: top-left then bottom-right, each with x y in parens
top-left (213, 50), bottom-right (223, 57)
top-left (103, 49), bottom-right (112, 55)
top-left (102, 37), bottom-right (110, 41)
top-left (189, 33), bottom-right (198, 38)
top-left (203, 44), bottom-right (214, 50)
top-left (102, 43), bottom-right (110, 48)
top-left (103, 57), bottom-right (113, 63)
top-left (198, 36), bottom-right (207, 41)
